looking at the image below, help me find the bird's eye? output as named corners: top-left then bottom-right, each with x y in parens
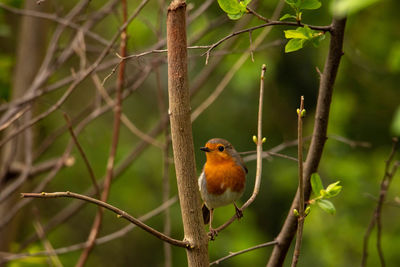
top-left (217, 146), bottom-right (224, 152)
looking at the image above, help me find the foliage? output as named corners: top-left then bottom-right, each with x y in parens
top-left (217, 0), bottom-right (252, 20)
top-left (284, 26), bottom-right (325, 52)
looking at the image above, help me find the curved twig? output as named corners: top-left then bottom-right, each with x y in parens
top-left (21, 192), bottom-right (189, 248)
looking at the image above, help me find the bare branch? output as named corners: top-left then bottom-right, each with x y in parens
top-left (210, 240), bottom-right (278, 266)
top-left (21, 192), bottom-right (189, 248)
top-left (291, 96), bottom-right (305, 267)
top-left (1, 197), bottom-right (177, 263)
top-left (202, 21), bottom-right (331, 60)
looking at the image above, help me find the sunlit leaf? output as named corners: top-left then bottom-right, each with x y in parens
top-left (284, 29), bottom-right (308, 39)
top-left (300, 0), bottom-right (321, 10)
top-left (217, 0), bottom-right (244, 14)
top-left (285, 38), bottom-right (306, 53)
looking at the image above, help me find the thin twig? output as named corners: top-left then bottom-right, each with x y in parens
top-left (0, 0), bottom-right (150, 149)
top-left (291, 96), bottom-right (305, 267)
top-left (328, 134), bottom-right (371, 148)
top-left (191, 0), bottom-right (284, 121)
top-left (213, 64), bottom-right (266, 234)
top-left (361, 138), bottom-right (399, 267)
top-left (32, 208), bottom-right (64, 267)
top-left (210, 240), bottom-right (278, 265)
top-left (17, 111), bottom-right (167, 250)
top-left (246, 6), bottom-right (269, 22)
top-left (0, 2), bottom-right (109, 46)
top-left (63, 113), bottom-right (100, 198)
top-left (202, 20), bottom-right (331, 60)
top-left (76, 0), bottom-right (129, 265)
top-left (21, 192), bottom-right (189, 248)
top-left (91, 74), bottom-right (164, 148)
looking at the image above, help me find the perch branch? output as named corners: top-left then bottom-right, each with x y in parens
top-left (21, 192), bottom-right (189, 248)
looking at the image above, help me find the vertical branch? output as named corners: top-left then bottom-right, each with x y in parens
top-left (267, 17), bottom-right (347, 267)
top-left (291, 96), bottom-right (305, 267)
top-left (76, 1), bottom-right (128, 266)
top-left (211, 64), bottom-right (266, 234)
top-left (167, 1), bottom-right (209, 266)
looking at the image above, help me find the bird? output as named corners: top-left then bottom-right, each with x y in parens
top-left (198, 138), bottom-right (247, 239)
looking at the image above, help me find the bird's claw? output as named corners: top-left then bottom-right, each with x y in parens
top-left (235, 206), bottom-right (243, 220)
top-left (208, 228), bottom-right (218, 241)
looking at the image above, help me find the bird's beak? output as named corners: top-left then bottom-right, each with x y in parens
top-left (200, 147), bottom-right (210, 152)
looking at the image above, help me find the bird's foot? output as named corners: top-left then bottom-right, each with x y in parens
top-left (208, 227), bottom-right (218, 241)
top-left (234, 204), bottom-right (243, 220)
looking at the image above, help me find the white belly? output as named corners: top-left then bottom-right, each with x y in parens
top-left (198, 172), bottom-right (243, 209)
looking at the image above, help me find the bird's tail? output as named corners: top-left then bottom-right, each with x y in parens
top-left (202, 203), bottom-right (210, 224)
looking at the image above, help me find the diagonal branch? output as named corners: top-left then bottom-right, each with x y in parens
top-left (21, 192), bottom-right (189, 248)
top-left (267, 16), bottom-right (347, 267)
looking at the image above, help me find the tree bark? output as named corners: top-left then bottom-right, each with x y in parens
top-left (167, 1), bottom-right (209, 266)
top-left (267, 17), bottom-right (347, 267)
top-left (0, 0), bottom-right (49, 255)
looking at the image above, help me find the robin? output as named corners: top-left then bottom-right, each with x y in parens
top-left (198, 138), bottom-right (247, 239)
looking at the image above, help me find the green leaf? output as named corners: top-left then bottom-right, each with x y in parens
top-left (311, 173), bottom-right (324, 196)
top-left (285, 38), bottom-right (306, 53)
top-left (228, 13), bottom-right (244, 20)
top-left (217, 0), bottom-right (244, 14)
top-left (299, 0), bottom-right (322, 10)
top-left (280, 13), bottom-right (296, 21)
top-left (317, 199), bottom-right (336, 215)
top-left (325, 181), bottom-right (342, 198)
top-left (284, 29), bottom-right (308, 39)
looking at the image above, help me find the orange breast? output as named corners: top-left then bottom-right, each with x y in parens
top-left (204, 161), bottom-right (246, 195)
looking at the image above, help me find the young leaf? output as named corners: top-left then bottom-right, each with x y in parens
top-left (317, 199), bottom-right (336, 215)
top-left (299, 0), bottom-right (322, 10)
top-left (280, 13), bottom-right (296, 21)
top-left (217, 0), bottom-right (243, 15)
top-left (284, 29), bottom-right (308, 39)
top-left (285, 38), bottom-right (306, 53)
top-left (325, 181), bottom-right (342, 198)
top-left (311, 173), bottom-right (324, 196)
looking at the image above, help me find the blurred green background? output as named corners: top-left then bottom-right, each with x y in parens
top-left (1, 0), bottom-right (399, 266)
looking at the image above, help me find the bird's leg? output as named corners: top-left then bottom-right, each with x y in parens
top-left (234, 202), bottom-right (243, 219)
top-left (208, 208), bottom-right (218, 240)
